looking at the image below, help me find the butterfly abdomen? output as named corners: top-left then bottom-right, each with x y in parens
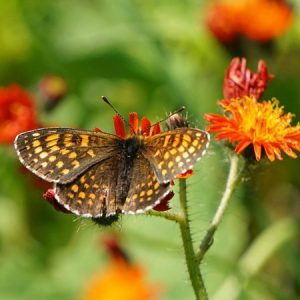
top-left (116, 136), bottom-right (143, 206)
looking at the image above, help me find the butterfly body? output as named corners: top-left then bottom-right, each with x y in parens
top-left (15, 126), bottom-right (209, 217)
top-left (113, 136), bottom-right (143, 209)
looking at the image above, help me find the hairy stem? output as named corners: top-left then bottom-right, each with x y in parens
top-left (146, 210), bottom-right (184, 223)
top-left (179, 179), bottom-right (208, 300)
top-left (196, 154), bottom-right (243, 263)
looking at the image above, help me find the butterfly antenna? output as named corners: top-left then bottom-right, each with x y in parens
top-left (101, 96), bottom-right (138, 134)
top-left (151, 106), bottom-right (186, 126)
top-left (101, 96), bottom-right (128, 125)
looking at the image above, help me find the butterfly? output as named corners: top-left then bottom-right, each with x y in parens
top-left (14, 121), bottom-right (209, 217)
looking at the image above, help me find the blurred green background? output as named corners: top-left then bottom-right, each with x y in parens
top-left (0, 0), bottom-right (300, 299)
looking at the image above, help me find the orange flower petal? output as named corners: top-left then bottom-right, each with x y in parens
top-left (177, 169), bottom-right (193, 179)
top-left (129, 112), bottom-right (139, 135)
top-left (272, 144), bottom-right (283, 160)
top-left (235, 139), bottom-right (251, 154)
top-left (113, 115), bottom-right (126, 138)
top-left (263, 143), bottom-right (275, 161)
top-left (151, 122), bottom-right (161, 135)
top-left (253, 142), bottom-right (262, 161)
top-left (280, 144), bottom-right (298, 159)
top-left (141, 117), bottom-right (151, 136)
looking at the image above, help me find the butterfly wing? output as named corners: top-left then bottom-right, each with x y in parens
top-left (121, 154), bottom-right (171, 214)
top-left (14, 128), bottom-right (122, 184)
top-left (54, 156), bottom-right (122, 217)
top-left (143, 128), bottom-right (209, 183)
top-left (54, 153), bottom-right (171, 217)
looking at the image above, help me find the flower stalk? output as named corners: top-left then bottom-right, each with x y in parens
top-left (196, 154), bottom-right (243, 263)
top-left (146, 210), bottom-right (183, 223)
top-left (178, 179), bottom-right (208, 300)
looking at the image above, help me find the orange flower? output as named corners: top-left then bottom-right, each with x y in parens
top-left (82, 236), bottom-right (162, 300)
top-left (240, 0), bottom-right (293, 42)
top-left (205, 0), bottom-right (293, 42)
top-left (82, 236), bottom-right (163, 300)
top-left (0, 84), bottom-right (38, 144)
top-left (82, 260), bottom-right (162, 300)
top-left (205, 96), bottom-right (300, 161)
top-left (205, 1), bottom-right (241, 43)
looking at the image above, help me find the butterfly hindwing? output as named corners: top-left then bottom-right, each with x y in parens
top-left (143, 128), bottom-right (209, 183)
top-left (14, 128), bottom-right (122, 184)
top-left (55, 153), bottom-right (171, 217)
top-left (54, 156), bottom-right (122, 217)
top-left (122, 154), bottom-right (171, 214)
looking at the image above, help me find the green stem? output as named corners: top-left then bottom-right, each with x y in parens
top-left (196, 154), bottom-right (243, 263)
top-left (179, 179), bottom-right (208, 300)
top-left (146, 210), bottom-right (183, 223)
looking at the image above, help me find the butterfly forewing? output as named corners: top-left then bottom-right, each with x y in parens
top-left (143, 128), bottom-right (209, 183)
top-left (14, 128), bottom-right (122, 184)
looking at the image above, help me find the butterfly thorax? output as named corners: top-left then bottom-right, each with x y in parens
top-left (116, 135), bottom-right (143, 206)
top-left (123, 135), bottom-right (142, 157)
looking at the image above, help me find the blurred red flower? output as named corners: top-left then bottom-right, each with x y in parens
top-left (205, 0), bottom-right (293, 43)
top-left (43, 189), bottom-right (71, 213)
top-left (39, 75), bottom-right (68, 110)
top-left (0, 84), bottom-right (38, 144)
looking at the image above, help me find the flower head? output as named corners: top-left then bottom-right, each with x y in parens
top-left (205, 0), bottom-right (293, 43)
top-left (239, 0), bottom-right (293, 42)
top-left (82, 236), bottom-right (163, 300)
top-left (0, 84), bottom-right (38, 144)
top-left (102, 235), bottom-right (130, 262)
top-left (43, 189), bottom-right (71, 213)
top-left (223, 57), bottom-right (273, 101)
top-left (113, 112), bottom-right (161, 138)
top-left (205, 96), bottom-right (300, 161)
top-left (39, 75), bottom-right (68, 110)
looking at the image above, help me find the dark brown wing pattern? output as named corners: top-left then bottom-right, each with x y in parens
top-left (54, 153), bottom-right (171, 217)
top-left (14, 126), bottom-right (209, 217)
top-left (143, 128), bottom-right (210, 183)
top-left (122, 154), bottom-right (171, 214)
top-left (54, 156), bottom-right (120, 217)
top-left (14, 128), bottom-right (122, 184)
